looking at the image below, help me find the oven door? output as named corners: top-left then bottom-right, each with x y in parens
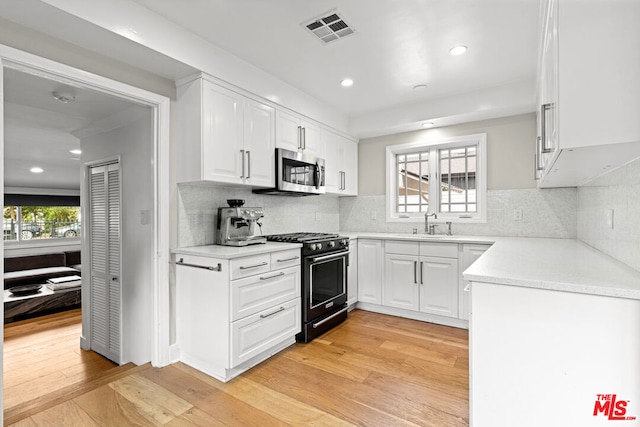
top-left (304, 250), bottom-right (348, 322)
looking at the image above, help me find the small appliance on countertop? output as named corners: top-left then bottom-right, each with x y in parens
top-left (216, 199), bottom-right (267, 246)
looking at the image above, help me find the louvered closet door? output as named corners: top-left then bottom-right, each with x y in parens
top-left (89, 162), bottom-right (122, 364)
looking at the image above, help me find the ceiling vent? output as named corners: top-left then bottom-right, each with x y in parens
top-left (302, 11), bottom-right (356, 45)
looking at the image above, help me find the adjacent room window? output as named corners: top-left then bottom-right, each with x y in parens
top-left (386, 133), bottom-right (487, 222)
top-left (4, 197), bottom-right (81, 242)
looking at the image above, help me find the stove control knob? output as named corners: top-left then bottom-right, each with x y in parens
top-left (310, 243), bottom-right (317, 251)
top-left (317, 243), bottom-right (323, 250)
top-left (341, 239), bottom-right (348, 246)
top-left (328, 241), bottom-right (335, 248)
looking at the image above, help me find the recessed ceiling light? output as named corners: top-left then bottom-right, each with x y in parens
top-left (413, 84), bottom-right (427, 91)
top-left (422, 122), bottom-right (435, 128)
top-left (70, 149), bottom-right (82, 155)
top-left (30, 167), bottom-right (44, 174)
top-left (449, 45), bottom-right (468, 56)
top-left (340, 78), bottom-right (354, 87)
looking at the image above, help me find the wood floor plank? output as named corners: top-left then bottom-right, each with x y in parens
top-left (380, 339), bottom-right (459, 367)
top-left (27, 401), bottom-right (101, 427)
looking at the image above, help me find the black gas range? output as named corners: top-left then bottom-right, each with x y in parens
top-left (266, 232), bottom-right (349, 342)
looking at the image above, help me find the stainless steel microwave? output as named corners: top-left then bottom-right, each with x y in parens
top-left (253, 148), bottom-right (325, 196)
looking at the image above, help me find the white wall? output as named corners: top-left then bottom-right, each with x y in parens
top-left (80, 108), bottom-right (154, 365)
top-left (578, 157), bottom-right (640, 272)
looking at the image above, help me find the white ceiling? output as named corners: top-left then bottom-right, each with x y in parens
top-left (3, 68), bottom-right (144, 190)
top-left (130, 0), bottom-right (541, 130)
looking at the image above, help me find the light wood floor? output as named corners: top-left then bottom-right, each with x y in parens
top-left (4, 309), bottom-right (470, 426)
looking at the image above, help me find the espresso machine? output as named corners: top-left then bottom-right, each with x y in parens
top-left (216, 199), bottom-right (267, 246)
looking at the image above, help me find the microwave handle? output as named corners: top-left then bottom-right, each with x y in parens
top-left (315, 162), bottom-right (321, 189)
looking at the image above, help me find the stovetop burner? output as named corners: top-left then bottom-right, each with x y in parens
top-left (265, 232), bottom-right (340, 243)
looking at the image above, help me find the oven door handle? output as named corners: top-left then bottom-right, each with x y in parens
top-left (312, 307), bottom-right (348, 329)
top-left (310, 251), bottom-right (348, 263)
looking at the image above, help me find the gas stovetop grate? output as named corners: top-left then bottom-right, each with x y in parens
top-left (265, 232), bottom-right (341, 243)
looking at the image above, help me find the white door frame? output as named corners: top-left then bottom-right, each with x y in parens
top-left (0, 46), bottom-right (171, 369)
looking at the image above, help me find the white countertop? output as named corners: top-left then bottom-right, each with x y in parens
top-left (341, 231), bottom-right (495, 245)
top-left (463, 237), bottom-right (640, 300)
top-left (172, 242), bottom-right (302, 260)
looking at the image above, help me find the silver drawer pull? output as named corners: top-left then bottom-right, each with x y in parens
top-left (259, 272), bottom-right (285, 281)
top-left (176, 258), bottom-right (222, 272)
top-left (239, 261), bottom-right (268, 270)
top-left (276, 256), bottom-right (300, 262)
top-left (260, 306), bottom-right (285, 319)
top-left (312, 307), bottom-right (348, 329)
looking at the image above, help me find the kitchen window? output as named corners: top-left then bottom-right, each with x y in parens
top-left (386, 133), bottom-right (487, 222)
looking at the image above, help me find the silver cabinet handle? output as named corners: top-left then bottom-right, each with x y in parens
top-left (301, 127), bottom-right (306, 150)
top-left (176, 258), bottom-right (222, 272)
top-left (413, 260), bottom-right (417, 284)
top-left (541, 103), bottom-right (554, 153)
top-left (297, 126), bottom-right (302, 150)
top-left (260, 306), bottom-right (285, 319)
top-left (420, 261), bottom-right (424, 285)
top-left (239, 261), bottom-right (268, 270)
top-left (259, 271), bottom-right (285, 281)
top-left (240, 149), bottom-right (245, 178)
top-left (276, 256), bottom-right (300, 262)
top-left (246, 150), bottom-right (251, 179)
top-left (342, 171), bottom-right (346, 190)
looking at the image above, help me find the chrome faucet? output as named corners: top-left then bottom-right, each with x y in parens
top-left (424, 212), bottom-right (437, 234)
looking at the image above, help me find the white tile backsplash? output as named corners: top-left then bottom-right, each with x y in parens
top-left (578, 158), bottom-right (640, 272)
top-left (177, 183), bottom-right (340, 247)
top-left (339, 188), bottom-right (577, 238)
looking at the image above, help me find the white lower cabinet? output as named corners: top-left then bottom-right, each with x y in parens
top-left (357, 239), bottom-right (383, 304)
top-left (459, 244), bottom-right (490, 321)
top-left (347, 241), bottom-right (358, 307)
top-left (175, 248), bottom-right (301, 382)
top-left (383, 241), bottom-right (458, 318)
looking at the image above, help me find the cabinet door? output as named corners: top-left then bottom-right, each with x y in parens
top-left (342, 139), bottom-right (358, 196)
top-left (300, 119), bottom-right (324, 158)
top-left (460, 244), bottom-right (490, 321)
top-left (322, 130), bottom-right (342, 193)
top-left (419, 256), bottom-right (459, 318)
top-left (383, 253), bottom-right (420, 311)
top-left (357, 239), bottom-right (383, 304)
top-left (244, 99), bottom-right (275, 187)
top-left (275, 110), bottom-right (301, 152)
top-left (202, 82), bottom-right (244, 184)
top-left (347, 243), bottom-right (358, 306)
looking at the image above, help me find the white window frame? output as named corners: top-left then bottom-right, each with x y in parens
top-left (385, 133), bottom-right (487, 223)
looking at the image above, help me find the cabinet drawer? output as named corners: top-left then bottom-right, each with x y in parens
top-left (231, 298), bottom-right (300, 367)
top-left (230, 254), bottom-right (271, 280)
top-left (231, 266), bottom-right (300, 321)
top-left (419, 242), bottom-right (458, 258)
top-left (270, 248), bottom-right (301, 270)
top-left (385, 240), bottom-right (419, 255)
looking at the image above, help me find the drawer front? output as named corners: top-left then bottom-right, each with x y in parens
top-left (231, 298), bottom-right (300, 367)
top-left (230, 254), bottom-right (271, 280)
top-left (385, 240), bottom-right (419, 255)
top-left (270, 248), bottom-right (302, 270)
top-left (231, 266), bottom-right (301, 321)
top-left (419, 242), bottom-right (458, 258)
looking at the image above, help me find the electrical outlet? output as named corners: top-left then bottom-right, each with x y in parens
top-left (606, 209), bottom-right (614, 229)
top-left (315, 211), bottom-right (321, 221)
top-left (513, 208), bottom-right (523, 221)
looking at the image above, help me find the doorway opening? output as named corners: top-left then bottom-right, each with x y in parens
top-left (1, 46), bottom-right (171, 423)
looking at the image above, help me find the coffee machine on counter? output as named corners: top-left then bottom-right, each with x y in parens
top-left (216, 199), bottom-right (267, 246)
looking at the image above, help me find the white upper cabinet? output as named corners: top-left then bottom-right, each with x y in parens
top-left (177, 77), bottom-right (275, 187)
top-left (275, 110), bottom-right (324, 159)
top-left (323, 129), bottom-right (358, 196)
top-left (536, 0), bottom-right (640, 187)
